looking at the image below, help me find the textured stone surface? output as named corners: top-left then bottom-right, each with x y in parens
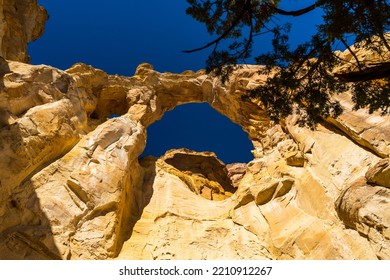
top-left (1, 57), bottom-right (389, 260)
top-left (366, 159), bottom-right (390, 188)
top-left (0, 0), bottom-right (48, 62)
top-left (336, 178), bottom-right (390, 260)
top-left (117, 154), bottom-right (272, 260)
top-left (0, 114), bottom-right (145, 259)
top-left (1, 2), bottom-right (390, 260)
top-left (159, 149), bottom-right (236, 201)
top-left (326, 91), bottom-right (390, 158)
top-left (226, 163), bottom-right (246, 188)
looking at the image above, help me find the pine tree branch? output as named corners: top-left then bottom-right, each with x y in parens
top-left (339, 37), bottom-right (363, 71)
top-left (335, 62), bottom-right (390, 82)
top-left (183, 1), bottom-right (250, 53)
top-left (265, 2), bottom-right (317, 17)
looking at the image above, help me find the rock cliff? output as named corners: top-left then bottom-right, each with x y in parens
top-left (0, 0), bottom-right (47, 62)
top-left (0, 0), bottom-right (389, 260)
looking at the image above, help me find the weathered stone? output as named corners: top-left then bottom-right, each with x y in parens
top-left (226, 163), bottom-right (246, 188)
top-left (1, 57), bottom-right (388, 260)
top-left (285, 116), bottom-right (381, 201)
top-left (159, 149), bottom-right (236, 201)
top-left (117, 155), bottom-right (271, 260)
top-left (1, 2), bottom-right (390, 260)
top-left (0, 62), bottom-right (92, 215)
top-left (326, 91), bottom-right (390, 158)
top-left (336, 178), bottom-right (390, 259)
top-left (0, 0), bottom-right (48, 62)
top-left (285, 151), bottom-right (305, 167)
top-left (0, 116), bottom-right (146, 260)
top-left (366, 159), bottom-right (390, 188)
top-left (253, 178), bottom-right (294, 205)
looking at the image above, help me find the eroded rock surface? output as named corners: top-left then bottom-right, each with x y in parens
top-left (0, 1), bottom-right (390, 260)
top-left (1, 57), bottom-right (389, 260)
top-left (0, 0), bottom-right (48, 62)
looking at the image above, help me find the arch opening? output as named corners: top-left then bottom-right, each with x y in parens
top-left (141, 102), bottom-right (254, 164)
top-left (140, 102), bottom-right (253, 200)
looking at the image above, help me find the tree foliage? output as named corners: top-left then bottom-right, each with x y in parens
top-left (184, 0), bottom-right (390, 125)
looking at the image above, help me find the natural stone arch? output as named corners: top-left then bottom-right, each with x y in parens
top-left (82, 62), bottom-right (274, 159)
top-left (2, 60), bottom-right (390, 260)
top-left (68, 61), bottom-right (390, 161)
top-left (2, 0), bottom-right (390, 261)
top-left (123, 63), bottom-right (272, 158)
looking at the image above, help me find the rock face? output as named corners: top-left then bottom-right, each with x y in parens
top-left (0, 0), bottom-right (48, 62)
top-left (0, 2), bottom-right (390, 260)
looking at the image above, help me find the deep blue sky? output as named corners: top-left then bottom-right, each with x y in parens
top-left (29, 0), bottom-right (323, 164)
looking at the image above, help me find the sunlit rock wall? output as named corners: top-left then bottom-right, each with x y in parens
top-left (0, 0), bottom-right (47, 62)
top-left (0, 0), bottom-right (389, 260)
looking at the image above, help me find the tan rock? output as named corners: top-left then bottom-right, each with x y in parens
top-left (326, 91), bottom-right (390, 158)
top-left (0, 116), bottom-right (146, 259)
top-left (285, 117), bottom-right (382, 201)
top-left (0, 6), bottom-right (389, 259)
top-left (253, 177), bottom-right (294, 205)
top-left (366, 159), bottom-right (390, 188)
top-left (0, 62), bottom-right (92, 220)
top-left (158, 149), bottom-right (236, 201)
top-left (336, 178), bottom-right (390, 259)
top-left (226, 163), bottom-right (246, 188)
top-left (65, 63), bottom-right (108, 119)
top-left (334, 33), bottom-right (390, 75)
top-left (1, 57), bottom-right (388, 260)
top-left (285, 150), bottom-right (305, 167)
top-left (117, 154), bottom-right (271, 260)
top-left (0, 0), bottom-right (48, 62)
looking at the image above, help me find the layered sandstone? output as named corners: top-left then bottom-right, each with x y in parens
top-left (0, 1), bottom-right (390, 260)
top-left (1, 57), bottom-right (389, 260)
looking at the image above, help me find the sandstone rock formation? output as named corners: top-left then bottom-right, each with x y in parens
top-left (0, 1), bottom-right (389, 260)
top-left (0, 0), bottom-right (48, 62)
